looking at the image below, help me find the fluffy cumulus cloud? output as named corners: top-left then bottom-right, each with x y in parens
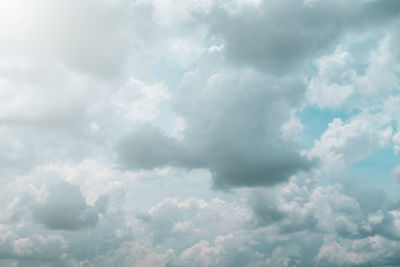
top-left (1, 0), bottom-right (400, 266)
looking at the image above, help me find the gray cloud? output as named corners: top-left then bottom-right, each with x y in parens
top-left (207, 0), bottom-right (400, 74)
top-left (117, 67), bottom-right (313, 189)
top-left (391, 166), bottom-right (400, 184)
top-left (116, 0), bottom-right (400, 189)
top-left (246, 189), bottom-right (286, 226)
top-left (34, 182), bottom-right (99, 231)
top-left (117, 125), bottom-right (188, 170)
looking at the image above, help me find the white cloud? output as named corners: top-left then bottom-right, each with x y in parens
top-left (306, 46), bottom-right (355, 109)
top-left (113, 78), bottom-right (170, 124)
top-left (305, 114), bottom-right (393, 173)
top-left (281, 111), bottom-right (304, 141)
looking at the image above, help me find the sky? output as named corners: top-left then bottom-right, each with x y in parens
top-left (0, 0), bottom-right (400, 266)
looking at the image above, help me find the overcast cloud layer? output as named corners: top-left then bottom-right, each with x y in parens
top-left (1, 0), bottom-right (400, 266)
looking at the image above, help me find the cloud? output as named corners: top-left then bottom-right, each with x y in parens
top-left (305, 114), bottom-right (393, 173)
top-left (113, 78), bottom-right (170, 123)
top-left (0, 0), bottom-right (131, 78)
top-left (246, 189), bottom-right (286, 226)
top-left (130, 176), bottom-right (400, 266)
top-left (116, 0), bottom-right (400, 189)
top-left (33, 182), bottom-right (100, 231)
top-left (1, 0), bottom-right (400, 266)
top-left (1, 166), bottom-right (400, 266)
top-left (118, 67), bottom-right (313, 189)
top-left (206, 0), bottom-right (400, 74)
top-left (117, 125), bottom-right (187, 170)
top-left (392, 166), bottom-right (400, 184)
top-left (306, 46), bottom-right (355, 109)
top-left (314, 235), bottom-right (400, 266)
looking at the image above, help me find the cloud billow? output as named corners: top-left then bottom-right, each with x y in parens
top-left (118, 68), bottom-right (313, 189)
top-left (1, 0), bottom-right (400, 266)
top-left (117, 0), bottom-right (400, 189)
top-left (34, 182), bottom-right (99, 231)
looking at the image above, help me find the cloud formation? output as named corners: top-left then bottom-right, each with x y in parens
top-left (118, 67), bottom-right (313, 188)
top-left (0, 0), bottom-right (400, 266)
top-left (34, 182), bottom-right (100, 231)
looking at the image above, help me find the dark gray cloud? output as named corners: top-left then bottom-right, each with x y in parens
top-left (117, 68), bottom-right (313, 189)
top-left (246, 189), bottom-right (286, 226)
top-left (245, 185), bottom-right (318, 234)
top-left (207, 0), bottom-right (400, 74)
top-left (34, 182), bottom-right (99, 231)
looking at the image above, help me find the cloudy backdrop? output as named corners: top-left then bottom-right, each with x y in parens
top-left (1, 0), bottom-right (400, 266)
